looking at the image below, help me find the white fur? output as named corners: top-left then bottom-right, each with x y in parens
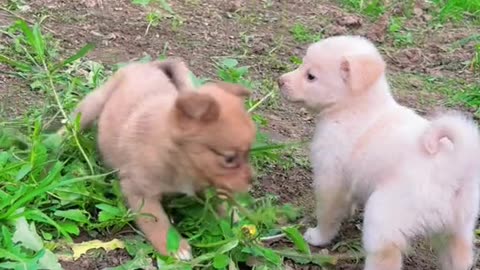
top-left (279, 35), bottom-right (480, 270)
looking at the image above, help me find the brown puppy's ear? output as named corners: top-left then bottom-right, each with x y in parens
top-left (174, 92), bottom-right (220, 128)
top-left (340, 54), bottom-right (385, 93)
top-left (212, 81), bottom-right (251, 98)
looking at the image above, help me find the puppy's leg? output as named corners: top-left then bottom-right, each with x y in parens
top-left (122, 182), bottom-right (192, 260)
top-left (362, 190), bottom-right (406, 270)
top-left (438, 184), bottom-right (478, 270)
top-left (304, 174), bottom-right (351, 246)
top-left (364, 244), bottom-right (402, 270)
top-left (438, 233), bottom-right (474, 270)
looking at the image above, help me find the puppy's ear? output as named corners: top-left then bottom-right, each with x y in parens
top-left (340, 54), bottom-right (385, 93)
top-left (212, 81), bottom-right (251, 98)
top-left (173, 92), bottom-right (220, 128)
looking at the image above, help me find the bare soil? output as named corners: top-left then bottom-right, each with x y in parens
top-left (1, 0), bottom-right (479, 269)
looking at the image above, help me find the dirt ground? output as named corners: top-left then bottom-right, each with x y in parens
top-left (1, 0), bottom-right (479, 269)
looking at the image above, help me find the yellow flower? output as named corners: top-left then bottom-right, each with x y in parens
top-left (241, 224), bottom-right (257, 238)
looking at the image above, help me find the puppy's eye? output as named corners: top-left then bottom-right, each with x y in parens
top-left (223, 154), bottom-right (239, 168)
top-left (307, 72), bottom-right (316, 82)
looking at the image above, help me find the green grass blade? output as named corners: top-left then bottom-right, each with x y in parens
top-left (32, 23), bottom-right (46, 62)
top-left (16, 20), bottom-right (45, 62)
top-left (52, 43), bottom-right (95, 72)
top-left (0, 55), bottom-right (32, 72)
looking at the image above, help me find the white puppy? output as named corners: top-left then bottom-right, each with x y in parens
top-left (278, 35), bottom-right (480, 270)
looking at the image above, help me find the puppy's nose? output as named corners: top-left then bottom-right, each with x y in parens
top-left (277, 76), bottom-right (286, 88)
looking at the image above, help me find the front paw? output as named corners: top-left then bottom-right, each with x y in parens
top-left (173, 239), bottom-right (192, 261)
top-left (303, 226), bottom-right (333, 247)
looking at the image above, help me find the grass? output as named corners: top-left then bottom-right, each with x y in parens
top-left (1, 0), bottom-right (480, 269)
top-left (289, 23), bottom-right (322, 44)
top-left (0, 19), bottom-right (335, 269)
top-left (387, 17), bottom-right (414, 47)
top-left (131, 0), bottom-right (183, 34)
top-left (390, 72), bottom-right (480, 118)
top-left (339, 0), bottom-right (385, 19)
top-left (431, 0), bottom-right (480, 24)
top-left (341, 0), bottom-right (480, 25)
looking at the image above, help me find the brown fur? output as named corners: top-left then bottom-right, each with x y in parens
top-left (70, 59), bottom-right (256, 258)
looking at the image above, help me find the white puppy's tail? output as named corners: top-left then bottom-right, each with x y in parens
top-left (421, 111), bottom-right (480, 181)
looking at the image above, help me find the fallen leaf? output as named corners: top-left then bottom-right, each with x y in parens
top-left (71, 239), bottom-right (125, 260)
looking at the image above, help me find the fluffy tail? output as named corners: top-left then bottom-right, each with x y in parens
top-left (421, 111), bottom-right (480, 180)
top-left (152, 58), bottom-right (194, 93)
top-left (70, 70), bottom-right (123, 130)
top-left (68, 58), bottom-right (193, 132)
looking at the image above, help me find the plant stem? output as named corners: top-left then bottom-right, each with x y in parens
top-left (41, 61), bottom-right (94, 174)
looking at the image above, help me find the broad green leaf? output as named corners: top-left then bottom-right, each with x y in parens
top-left (15, 164), bottom-right (32, 181)
top-left (166, 227), bottom-right (181, 253)
top-left (38, 250), bottom-right (62, 270)
top-left (213, 254), bottom-right (230, 269)
top-left (219, 220), bottom-right (233, 238)
top-left (25, 209), bottom-right (73, 241)
top-left (12, 216), bottom-right (43, 251)
top-left (216, 239), bottom-right (239, 254)
top-left (70, 239), bottom-right (125, 260)
top-left (96, 204), bottom-right (123, 216)
top-left (243, 246), bottom-right (281, 266)
top-left (259, 247), bottom-right (282, 266)
top-left (98, 211), bottom-right (116, 222)
top-left (54, 209), bottom-right (89, 224)
top-left (59, 222), bottom-right (80, 236)
top-left (282, 227), bottom-right (310, 254)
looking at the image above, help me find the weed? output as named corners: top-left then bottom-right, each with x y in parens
top-left (5, 0), bottom-right (29, 12)
top-left (289, 23), bottom-right (322, 44)
top-left (451, 84), bottom-right (480, 117)
top-left (471, 43), bottom-right (480, 72)
top-left (431, 0), bottom-right (480, 24)
top-left (387, 17), bottom-right (414, 47)
top-left (131, 0), bottom-right (183, 34)
top-left (340, 0), bottom-right (385, 19)
top-left (289, 56), bottom-right (302, 66)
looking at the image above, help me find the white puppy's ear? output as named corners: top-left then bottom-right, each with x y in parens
top-left (340, 54), bottom-right (385, 93)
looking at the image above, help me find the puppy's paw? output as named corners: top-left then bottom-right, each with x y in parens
top-left (304, 227), bottom-right (332, 247)
top-left (173, 239), bottom-right (192, 261)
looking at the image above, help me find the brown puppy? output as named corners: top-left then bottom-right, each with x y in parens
top-left (70, 59), bottom-right (256, 260)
